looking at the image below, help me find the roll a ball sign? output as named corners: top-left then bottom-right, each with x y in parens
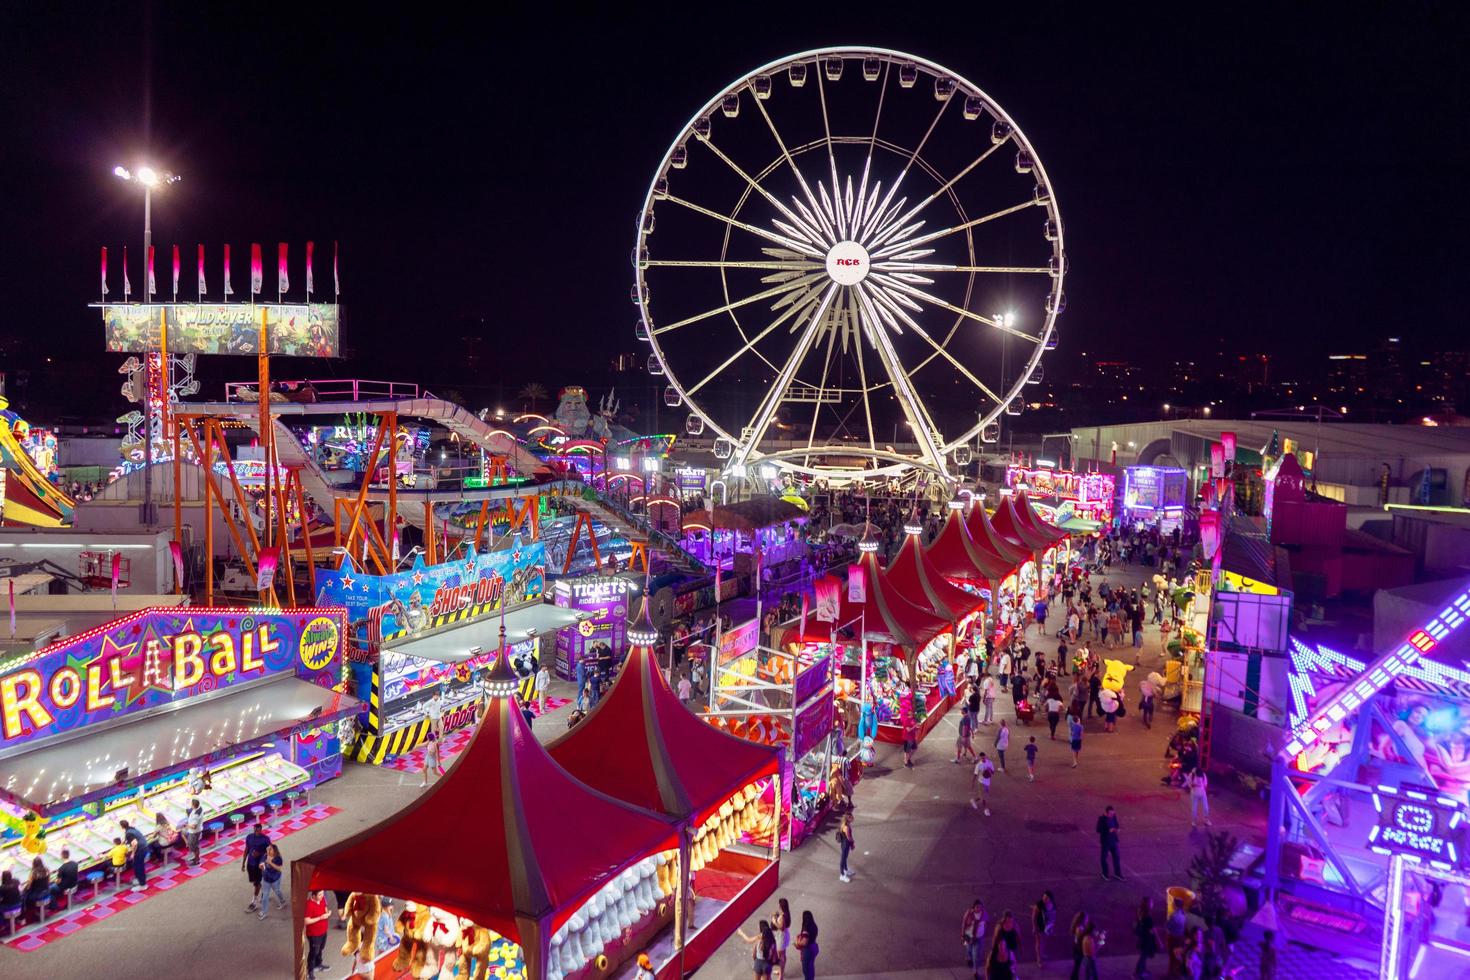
top-left (0, 607), bottom-right (345, 747)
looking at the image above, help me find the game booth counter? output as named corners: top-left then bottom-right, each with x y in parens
top-left (314, 539), bottom-right (576, 764)
top-left (549, 607), bottom-right (784, 974)
top-left (707, 616), bottom-right (844, 850)
top-left (803, 550), bottom-right (958, 747)
top-left (291, 646), bottom-right (777, 980)
top-left (0, 606), bottom-right (355, 891)
top-left (1245, 581), bottom-right (1470, 979)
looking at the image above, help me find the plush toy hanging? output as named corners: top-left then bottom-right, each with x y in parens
top-left (340, 892), bottom-right (382, 960)
top-left (936, 658), bottom-right (957, 698)
top-left (857, 701), bottom-right (878, 741)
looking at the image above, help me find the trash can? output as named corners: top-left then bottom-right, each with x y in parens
top-left (1166, 886), bottom-right (1195, 917)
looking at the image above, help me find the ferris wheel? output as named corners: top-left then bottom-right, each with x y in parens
top-left (633, 47), bottom-right (1065, 484)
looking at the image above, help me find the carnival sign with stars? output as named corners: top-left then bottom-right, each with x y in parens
top-left (0, 607), bottom-right (347, 747)
top-left (314, 539), bottom-right (547, 641)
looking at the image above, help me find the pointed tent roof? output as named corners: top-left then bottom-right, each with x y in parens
top-left (967, 503), bottom-right (1032, 567)
top-left (1012, 490), bottom-right (1069, 544)
top-left (547, 641), bottom-right (780, 827)
top-left (990, 496), bottom-right (1052, 553)
top-left (294, 666), bottom-right (677, 947)
top-left (886, 531), bottom-right (987, 621)
top-left (929, 508), bottom-right (1017, 583)
top-left (844, 550), bottom-right (953, 650)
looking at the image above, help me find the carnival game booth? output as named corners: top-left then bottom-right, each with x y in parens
top-left (291, 652), bottom-right (684, 980)
top-left (803, 550), bottom-right (955, 746)
top-left (315, 540), bottom-right (572, 764)
top-left (0, 606), bottom-right (354, 886)
top-left (548, 617), bottom-right (783, 975)
top-left (706, 615), bottom-right (842, 851)
top-left (926, 504), bottom-right (1016, 630)
top-left (963, 503), bottom-right (1033, 639)
top-left (1259, 582), bottom-right (1470, 978)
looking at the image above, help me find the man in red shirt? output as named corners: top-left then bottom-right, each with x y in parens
top-left (304, 889), bottom-right (331, 979)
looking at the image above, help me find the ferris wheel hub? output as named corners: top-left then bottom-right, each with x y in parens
top-left (824, 240), bottom-right (871, 286)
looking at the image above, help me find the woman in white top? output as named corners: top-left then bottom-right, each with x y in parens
top-left (771, 896), bottom-right (792, 977)
top-left (1187, 768), bottom-right (1211, 828)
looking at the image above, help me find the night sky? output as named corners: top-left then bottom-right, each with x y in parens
top-left (4, 4), bottom-right (1468, 421)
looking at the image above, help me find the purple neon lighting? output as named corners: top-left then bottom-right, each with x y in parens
top-left (1280, 587), bottom-right (1470, 760)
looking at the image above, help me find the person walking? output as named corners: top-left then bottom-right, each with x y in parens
top-left (1045, 692), bottom-right (1063, 739)
top-left (835, 812), bottom-right (854, 882)
top-left (305, 889), bottom-right (331, 980)
top-left (1087, 669), bottom-right (1103, 718)
top-left (1186, 767), bottom-right (1212, 828)
top-left (1069, 713), bottom-right (1084, 768)
top-left (962, 900), bottom-right (988, 974)
top-left (981, 674), bottom-right (997, 725)
top-left (535, 661), bottom-right (551, 715)
top-left (987, 910), bottom-right (1021, 980)
top-left (1078, 921), bottom-right (1103, 980)
top-left (1133, 896), bottom-right (1161, 978)
top-left (795, 910), bottom-right (820, 980)
top-left (1032, 891), bottom-right (1056, 966)
top-left (241, 822), bottom-right (272, 912)
top-left (902, 718), bottom-right (918, 769)
top-left (1139, 677), bottom-right (1156, 730)
top-left (1024, 736), bottom-right (1039, 782)
top-left (1069, 911), bottom-right (1091, 980)
top-left (258, 843), bottom-right (286, 919)
top-left (995, 720), bottom-right (1011, 772)
top-left (1096, 805), bottom-right (1123, 880)
top-left (955, 703), bottom-right (976, 763)
top-left (182, 797), bottom-right (204, 866)
top-left (971, 752), bottom-right (995, 816)
top-left (422, 731), bottom-right (445, 787)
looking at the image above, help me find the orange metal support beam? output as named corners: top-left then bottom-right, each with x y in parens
top-left (340, 421), bottom-right (389, 568)
top-left (473, 499), bottom-right (491, 550)
top-left (424, 500), bottom-right (437, 565)
top-left (291, 468), bottom-right (317, 598)
top-left (172, 421), bottom-right (184, 595)
top-left (183, 422), bottom-right (255, 583)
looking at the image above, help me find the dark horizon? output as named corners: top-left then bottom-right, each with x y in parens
top-left (4, 4), bottom-right (1468, 425)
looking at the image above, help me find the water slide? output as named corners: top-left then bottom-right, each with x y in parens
top-left (0, 400), bottom-right (74, 527)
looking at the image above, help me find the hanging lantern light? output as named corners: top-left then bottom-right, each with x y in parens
top-left (482, 625), bottom-right (520, 698)
top-left (627, 596), bottom-right (660, 647)
top-left (857, 533), bottom-right (880, 553)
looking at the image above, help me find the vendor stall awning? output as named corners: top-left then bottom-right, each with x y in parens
top-left (548, 643), bottom-right (779, 826)
top-left (930, 509), bottom-right (1016, 583)
top-left (991, 495), bottom-right (1054, 553)
top-left (0, 674), bottom-right (359, 816)
top-left (381, 602), bottom-right (580, 661)
top-left (295, 683), bottom-right (677, 956)
top-left (886, 532), bottom-right (986, 621)
top-left (967, 504), bottom-right (1032, 568)
top-left (1012, 490), bottom-right (1070, 544)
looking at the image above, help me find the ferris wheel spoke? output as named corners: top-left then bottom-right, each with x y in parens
top-left (696, 137), bottom-right (830, 246)
top-left (663, 193), bottom-right (825, 258)
top-left (683, 282), bottom-right (825, 397)
top-left (851, 287), bottom-right (949, 474)
top-left (751, 96), bottom-right (838, 242)
top-left (729, 284), bottom-right (840, 469)
top-left (870, 140), bottom-right (1010, 243)
top-left (851, 312), bottom-right (878, 452)
top-left (867, 273), bottom-right (1041, 343)
top-left (802, 303), bottom-right (843, 466)
top-left (816, 71), bottom-right (844, 237)
top-left (872, 199), bottom-right (1036, 257)
top-left (853, 62), bottom-right (890, 239)
top-left (871, 262), bottom-right (1050, 274)
top-left (651, 272), bottom-right (826, 336)
top-left (644, 259), bottom-right (820, 270)
top-left (860, 283), bottom-right (1004, 405)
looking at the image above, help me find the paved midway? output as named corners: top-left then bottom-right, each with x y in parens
top-left (0, 562), bottom-right (1282, 979)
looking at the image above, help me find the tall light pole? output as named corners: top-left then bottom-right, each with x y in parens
top-left (114, 164), bottom-right (181, 525)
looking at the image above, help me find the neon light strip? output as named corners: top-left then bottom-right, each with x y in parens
top-left (1281, 587), bottom-right (1470, 759)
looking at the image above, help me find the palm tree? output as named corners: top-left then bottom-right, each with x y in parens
top-left (517, 382), bottom-right (549, 413)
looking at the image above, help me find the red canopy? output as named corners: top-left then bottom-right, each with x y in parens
top-left (928, 508), bottom-right (1015, 584)
top-left (988, 497), bottom-right (1051, 555)
top-left (967, 503), bottom-right (1032, 567)
top-left (292, 681), bottom-right (677, 967)
top-left (1012, 490), bottom-right (1069, 544)
top-left (843, 550), bottom-right (953, 651)
top-left (887, 529), bottom-right (988, 621)
top-left (547, 643), bottom-right (780, 827)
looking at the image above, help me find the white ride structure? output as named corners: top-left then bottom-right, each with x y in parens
top-left (634, 47), bottom-right (1065, 485)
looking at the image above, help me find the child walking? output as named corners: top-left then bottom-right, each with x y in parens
top-left (1025, 736), bottom-right (1039, 782)
top-left (421, 731), bottom-right (445, 787)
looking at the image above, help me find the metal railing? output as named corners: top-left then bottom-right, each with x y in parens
top-left (224, 379), bottom-right (423, 402)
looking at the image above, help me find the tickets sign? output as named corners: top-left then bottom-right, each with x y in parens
top-left (0, 607), bottom-right (346, 747)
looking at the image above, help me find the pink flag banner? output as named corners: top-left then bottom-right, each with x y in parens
top-left (277, 242), bottom-right (289, 295)
top-left (250, 243), bottom-right (263, 295)
top-left (197, 244), bottom-right (206, 297)
top-left (171, 244), bottom-right (180, 301)
top-left (256, 548), bottom-right (279, 593)
top-left (305, 241), bottom-right (314, 296)
top-left (123, 246), bottom-right (131, 299)
top-left (847, 563), bottom-right (866, 604)
top-left (169, 540), bottom-right (185, 590)
top-left (814, 576), bottom-right (839, 622)
top-left (223, 243), bottom-right (233, 296)
top-left (147, 245), bottom-right (157, 296)
top-left (1221, 432), bottom-right (1237, 462)
top-left (333, 241), bottom-right (340, 296)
